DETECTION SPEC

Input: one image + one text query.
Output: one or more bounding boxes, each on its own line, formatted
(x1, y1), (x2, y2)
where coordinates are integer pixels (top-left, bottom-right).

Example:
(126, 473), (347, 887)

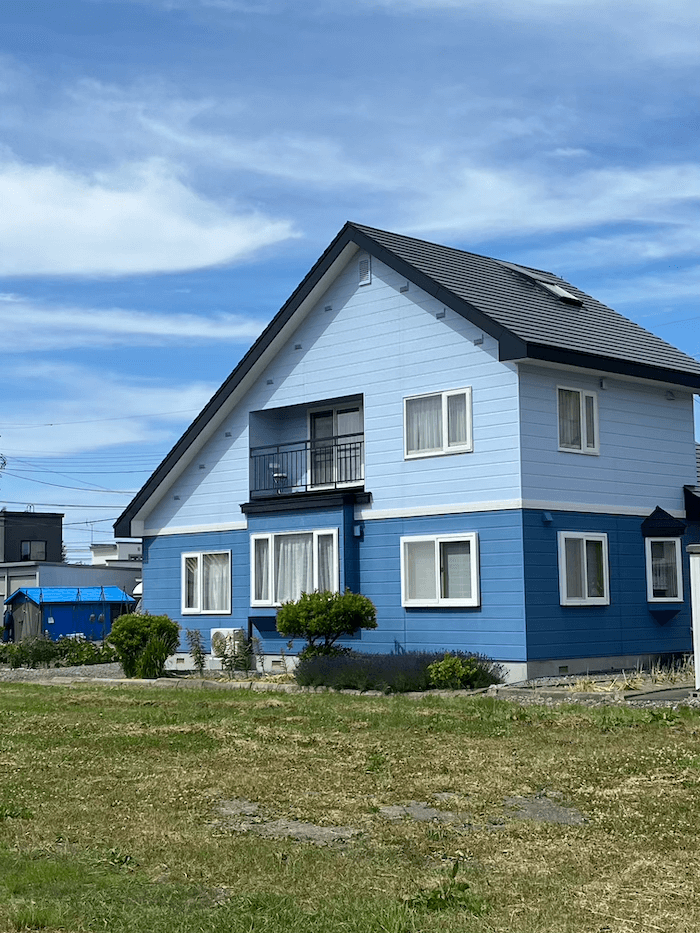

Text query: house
(114, 223), (700, 681)
(90, 540), (143, 567)
(0, 513), (142, 612)
(3, 586), (135, 642)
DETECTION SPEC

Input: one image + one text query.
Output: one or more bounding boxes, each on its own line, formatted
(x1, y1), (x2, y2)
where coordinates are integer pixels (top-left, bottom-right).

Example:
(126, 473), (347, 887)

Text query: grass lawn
(1, 683), (699, 932)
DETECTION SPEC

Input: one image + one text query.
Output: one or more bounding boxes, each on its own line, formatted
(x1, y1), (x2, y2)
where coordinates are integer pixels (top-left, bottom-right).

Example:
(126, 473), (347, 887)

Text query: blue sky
(0, 0), (698, 560)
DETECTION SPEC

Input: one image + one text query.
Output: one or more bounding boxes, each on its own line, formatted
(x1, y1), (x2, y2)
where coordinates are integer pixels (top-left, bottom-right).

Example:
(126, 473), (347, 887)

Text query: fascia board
(115, 236), (360, 537)
(510, 343), (700, 390)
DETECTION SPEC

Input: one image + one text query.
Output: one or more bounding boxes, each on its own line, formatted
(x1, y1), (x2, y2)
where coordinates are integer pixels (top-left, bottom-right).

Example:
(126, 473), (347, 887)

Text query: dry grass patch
(1, 684), (700, 931)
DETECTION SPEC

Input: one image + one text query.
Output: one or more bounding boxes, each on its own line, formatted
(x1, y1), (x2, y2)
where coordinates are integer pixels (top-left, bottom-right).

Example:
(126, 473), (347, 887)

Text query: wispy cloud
(0, 157), (297, 276)
(0, 294), (267, 350)
(0, 361), (218, 456)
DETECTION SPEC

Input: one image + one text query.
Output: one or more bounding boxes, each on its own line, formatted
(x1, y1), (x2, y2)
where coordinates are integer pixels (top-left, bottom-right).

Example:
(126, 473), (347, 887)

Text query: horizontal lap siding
(523, 509), (693, 660)
(142, 531), (249, 652)
(355, 511), (527, 662)
(519, 365), (696, 513)
(143, 256), (521, 534)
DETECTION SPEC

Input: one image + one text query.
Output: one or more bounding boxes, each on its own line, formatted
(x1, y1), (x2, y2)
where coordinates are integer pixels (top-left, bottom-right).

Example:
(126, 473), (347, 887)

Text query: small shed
(3, 586), (136, 642)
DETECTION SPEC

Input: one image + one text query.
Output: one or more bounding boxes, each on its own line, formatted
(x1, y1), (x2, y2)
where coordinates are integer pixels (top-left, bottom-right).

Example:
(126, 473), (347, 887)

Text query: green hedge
(294, 650), (503, 693)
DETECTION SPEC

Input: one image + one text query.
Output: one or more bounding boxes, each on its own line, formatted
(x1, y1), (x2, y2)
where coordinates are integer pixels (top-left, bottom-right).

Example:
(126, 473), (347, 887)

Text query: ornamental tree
(276, 589), (377, 658)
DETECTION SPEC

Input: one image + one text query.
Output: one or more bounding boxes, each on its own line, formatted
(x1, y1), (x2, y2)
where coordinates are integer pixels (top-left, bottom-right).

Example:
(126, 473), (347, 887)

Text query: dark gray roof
(115, 222), (700, 536)
(351, 224), (700, 382)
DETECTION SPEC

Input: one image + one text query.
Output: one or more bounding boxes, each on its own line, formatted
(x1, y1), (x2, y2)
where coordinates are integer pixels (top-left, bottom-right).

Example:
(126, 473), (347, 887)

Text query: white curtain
(446, 393), (467, 448)
(406, 395), (442, 454)
(405, 540), (436, 601)
(254, 538), (270, 602)
(185, 555), (199, 609)
(317, 534), (335, 591)
(275, 533), (313, 603)
(203, 553), (229, 611)
(651, 540), (678, 598)
(440, 540), (471, 599)
(558, 388), (581, 449)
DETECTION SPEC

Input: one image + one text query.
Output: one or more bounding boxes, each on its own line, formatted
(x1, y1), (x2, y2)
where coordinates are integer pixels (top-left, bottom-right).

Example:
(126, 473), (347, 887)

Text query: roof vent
(358, 255), (371, 286)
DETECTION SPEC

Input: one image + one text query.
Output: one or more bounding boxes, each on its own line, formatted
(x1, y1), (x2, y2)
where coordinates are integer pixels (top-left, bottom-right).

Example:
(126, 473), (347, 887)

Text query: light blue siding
(143, 255), (521, 535)
(519, 365), (696, 513)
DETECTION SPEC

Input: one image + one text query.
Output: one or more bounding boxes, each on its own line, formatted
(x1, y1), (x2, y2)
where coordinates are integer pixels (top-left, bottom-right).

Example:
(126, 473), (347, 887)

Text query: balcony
(250, 433), (364, 497)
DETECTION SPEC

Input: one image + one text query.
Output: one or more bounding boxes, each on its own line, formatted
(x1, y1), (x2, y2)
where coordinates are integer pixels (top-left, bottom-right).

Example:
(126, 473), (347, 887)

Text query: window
(404, 388), (472, 458)
(21, 541), (46, 561)
(645, 538), (683, 602)
(251, 529), (338, 606)
(557, 387), (598, 454)
(558, 532), (609, 606)
(401, 533), (480, 607)
(181, 551), (231, 614)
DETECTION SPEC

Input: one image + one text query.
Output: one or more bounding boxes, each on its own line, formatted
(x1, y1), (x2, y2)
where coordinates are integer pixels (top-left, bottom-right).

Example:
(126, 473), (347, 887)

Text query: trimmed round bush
(108, 614), (180, 678)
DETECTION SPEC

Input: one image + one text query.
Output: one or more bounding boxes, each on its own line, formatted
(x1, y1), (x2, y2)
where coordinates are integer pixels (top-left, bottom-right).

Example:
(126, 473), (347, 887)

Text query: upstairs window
(404, 388), (472, 458)
(645, 538), (683, 602)
(401, 533), (480, 607)
(251, 529), (338, 607)
(21, 541), (46, 561)
(558, 532), (609, 606)
(558, 387), (598, 454)
(182, 551), (231, 614)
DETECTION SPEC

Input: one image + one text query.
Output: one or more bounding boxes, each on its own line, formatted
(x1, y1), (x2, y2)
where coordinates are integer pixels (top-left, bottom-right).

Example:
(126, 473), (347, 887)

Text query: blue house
(115, 223), (700, 680)
(4, 586), (136, 642)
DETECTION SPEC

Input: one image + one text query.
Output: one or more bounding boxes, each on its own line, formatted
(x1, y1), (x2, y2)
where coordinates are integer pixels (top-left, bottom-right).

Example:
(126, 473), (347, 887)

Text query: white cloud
(0, 294), (267, 350)
(408, 163), (700, 241)
(588, 264), (700, 309)
(0, 157), (297, 276)
(0, 361), (217, 457)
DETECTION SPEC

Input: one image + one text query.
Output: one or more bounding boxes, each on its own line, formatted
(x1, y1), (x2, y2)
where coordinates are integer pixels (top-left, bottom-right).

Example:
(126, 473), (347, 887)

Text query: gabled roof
(115, 222), (700, 537)
(4, 586), (135, 606)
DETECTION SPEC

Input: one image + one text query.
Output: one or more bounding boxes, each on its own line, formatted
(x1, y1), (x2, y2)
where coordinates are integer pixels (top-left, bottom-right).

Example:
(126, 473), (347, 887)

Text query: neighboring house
(90, 541), (143, 567)
(0, 512), (141, 608)
(3, 586), (135, 642)
(114, 223), (700, 680)
(0, 510), (63, 564)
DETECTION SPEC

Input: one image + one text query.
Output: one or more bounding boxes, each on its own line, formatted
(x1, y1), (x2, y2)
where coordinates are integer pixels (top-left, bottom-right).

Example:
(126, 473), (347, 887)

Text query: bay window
(645, 537), (683, 602)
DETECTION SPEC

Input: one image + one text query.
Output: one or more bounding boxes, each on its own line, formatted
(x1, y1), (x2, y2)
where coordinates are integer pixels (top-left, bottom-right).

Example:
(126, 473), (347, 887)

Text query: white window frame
(557, 386), (599, 455)
(250, 528), (339, 607)
(557, 532), (610, 606)
(404, 387), (473, 459)
(645, 537), (683, 603)
(307, 402), (364, 490)
(181, 550), (232, 615)
(400, 532), (480, 608)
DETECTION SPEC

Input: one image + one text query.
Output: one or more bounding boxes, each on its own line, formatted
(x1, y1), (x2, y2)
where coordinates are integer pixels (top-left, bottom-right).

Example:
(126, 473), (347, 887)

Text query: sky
(0, 0), (698, 561)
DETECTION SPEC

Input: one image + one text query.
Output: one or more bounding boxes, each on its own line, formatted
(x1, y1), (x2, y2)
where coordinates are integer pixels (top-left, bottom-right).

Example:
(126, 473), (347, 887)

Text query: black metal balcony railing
(250, 434), (364, 497)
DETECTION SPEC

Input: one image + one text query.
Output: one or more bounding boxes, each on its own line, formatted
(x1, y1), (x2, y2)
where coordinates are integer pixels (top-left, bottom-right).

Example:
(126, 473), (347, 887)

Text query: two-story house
(115, 223), (700, 680)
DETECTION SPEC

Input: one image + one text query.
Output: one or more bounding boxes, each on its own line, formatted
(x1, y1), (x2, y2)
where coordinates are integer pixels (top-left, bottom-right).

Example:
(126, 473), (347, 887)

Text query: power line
(0, 408), (200, 428)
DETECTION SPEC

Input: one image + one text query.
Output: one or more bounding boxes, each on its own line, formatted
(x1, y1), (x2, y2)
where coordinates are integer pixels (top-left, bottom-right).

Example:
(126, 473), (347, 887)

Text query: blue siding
(519, 365), (696, 513)
(523, 508), (694, 661)
(354, 510), (527, 662)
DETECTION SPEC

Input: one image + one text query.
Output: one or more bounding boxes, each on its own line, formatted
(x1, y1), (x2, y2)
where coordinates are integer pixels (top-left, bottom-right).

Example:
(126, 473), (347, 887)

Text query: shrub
(186, 628), (207, 677)
(108, 614), (180, 678)
(295, 650), (503, 693)
(276, 589), (377, 659)
(427, 653), (500, 690)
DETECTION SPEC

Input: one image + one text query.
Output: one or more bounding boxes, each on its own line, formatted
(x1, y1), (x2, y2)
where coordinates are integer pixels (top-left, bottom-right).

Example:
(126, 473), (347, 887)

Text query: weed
(403, 861), (486, 914)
